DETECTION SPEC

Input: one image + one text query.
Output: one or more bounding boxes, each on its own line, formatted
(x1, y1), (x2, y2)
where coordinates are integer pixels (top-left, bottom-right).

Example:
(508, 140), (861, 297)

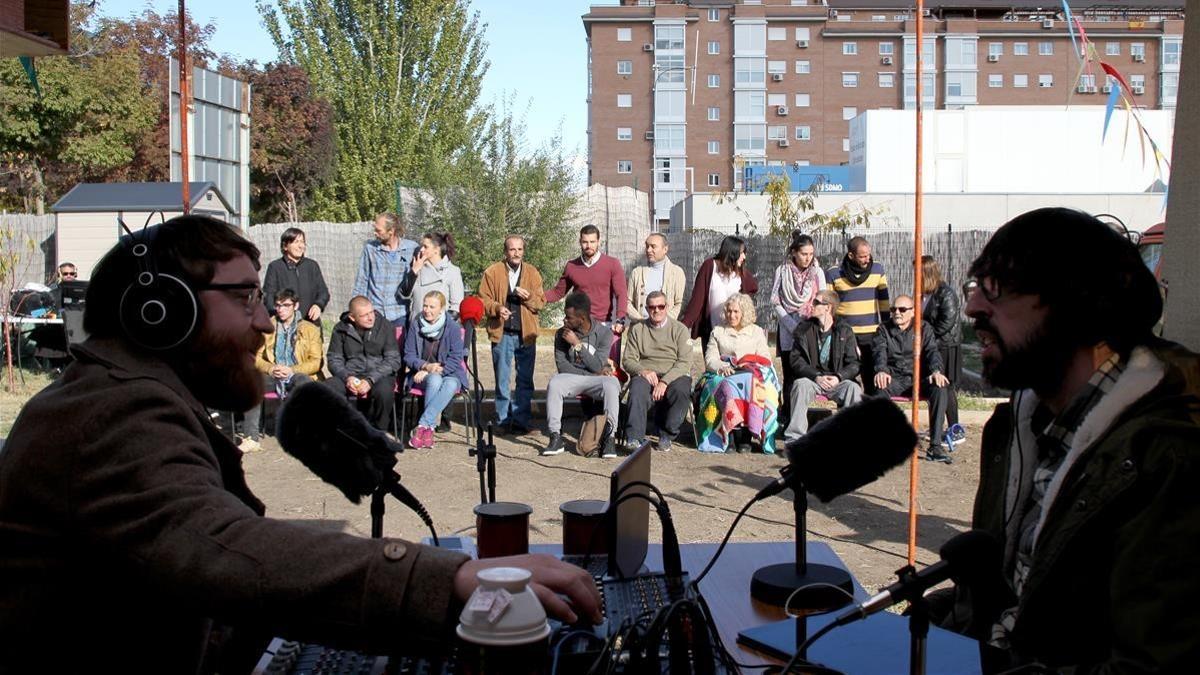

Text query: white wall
(677, 191), (1167, 235)
(853, 107), (1175, 194)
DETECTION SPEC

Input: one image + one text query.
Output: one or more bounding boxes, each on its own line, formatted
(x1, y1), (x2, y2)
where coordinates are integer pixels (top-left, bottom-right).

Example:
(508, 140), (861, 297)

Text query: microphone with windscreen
(458, 295), (485, 330)
(457, 294), (499, 504)
(751, 397), (917, 608)
(276, 382), (437, 542)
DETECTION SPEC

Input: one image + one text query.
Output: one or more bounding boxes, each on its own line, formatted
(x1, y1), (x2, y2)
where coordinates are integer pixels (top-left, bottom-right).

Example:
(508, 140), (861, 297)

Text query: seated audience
(871, 294), (951, 463)
(325, 296), (402, 433)
(543, 293), (620, 458)
(697, 293), (780, 453)
(240, 289), (324, 451)
(403, 291), (468, 449)
(783, 289), (862, 442)
(622, 291), (693, 452)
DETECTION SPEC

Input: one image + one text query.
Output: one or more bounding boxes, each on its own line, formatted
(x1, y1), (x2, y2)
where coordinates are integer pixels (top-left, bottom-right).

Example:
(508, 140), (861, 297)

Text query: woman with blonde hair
(696, 293), (781, 453)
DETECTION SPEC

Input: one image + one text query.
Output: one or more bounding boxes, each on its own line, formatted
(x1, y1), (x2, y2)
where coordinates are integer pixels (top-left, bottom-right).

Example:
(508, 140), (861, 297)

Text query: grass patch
(958, 393), (1002, 412)
(0, 370), (56, 438)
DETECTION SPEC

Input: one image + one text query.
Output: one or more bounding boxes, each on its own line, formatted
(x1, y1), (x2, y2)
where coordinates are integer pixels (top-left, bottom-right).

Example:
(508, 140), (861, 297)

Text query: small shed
(50, 181), (235, 279)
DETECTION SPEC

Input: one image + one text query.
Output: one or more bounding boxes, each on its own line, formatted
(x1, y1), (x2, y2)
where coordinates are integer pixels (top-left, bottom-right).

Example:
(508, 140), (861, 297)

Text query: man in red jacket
(545, 224), (629, 335)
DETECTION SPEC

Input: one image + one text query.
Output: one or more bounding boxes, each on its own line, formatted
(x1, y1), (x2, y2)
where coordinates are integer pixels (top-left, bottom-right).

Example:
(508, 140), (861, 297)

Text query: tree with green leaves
(759, 174), (888, 237)
(259, 0), (489, 221)
(427, 101), (577, 309)
(0, 3), (157, 213)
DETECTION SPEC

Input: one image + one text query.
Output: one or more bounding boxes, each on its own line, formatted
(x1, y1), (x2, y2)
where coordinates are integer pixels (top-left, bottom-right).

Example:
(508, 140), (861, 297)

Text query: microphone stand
(750, 478), (855, 611)
(369, 470), (439, 545)
(899, 565), (929, 675)
(463, 321), (497, 504)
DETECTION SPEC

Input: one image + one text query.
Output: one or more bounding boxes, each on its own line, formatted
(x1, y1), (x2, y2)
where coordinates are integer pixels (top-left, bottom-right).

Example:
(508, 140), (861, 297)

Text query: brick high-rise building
(582, 0), (1185, 222)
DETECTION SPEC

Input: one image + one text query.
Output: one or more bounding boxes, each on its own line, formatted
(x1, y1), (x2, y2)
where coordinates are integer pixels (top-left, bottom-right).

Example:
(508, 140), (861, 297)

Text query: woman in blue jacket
(403, 290), (468, 448)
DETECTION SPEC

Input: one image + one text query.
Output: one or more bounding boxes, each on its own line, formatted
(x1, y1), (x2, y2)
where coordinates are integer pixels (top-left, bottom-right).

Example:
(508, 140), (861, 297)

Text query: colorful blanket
(696, 358), (781, 453)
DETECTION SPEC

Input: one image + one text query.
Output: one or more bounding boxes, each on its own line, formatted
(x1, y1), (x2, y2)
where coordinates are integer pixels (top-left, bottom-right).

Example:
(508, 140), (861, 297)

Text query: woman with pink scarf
(770, 232), (826, 409)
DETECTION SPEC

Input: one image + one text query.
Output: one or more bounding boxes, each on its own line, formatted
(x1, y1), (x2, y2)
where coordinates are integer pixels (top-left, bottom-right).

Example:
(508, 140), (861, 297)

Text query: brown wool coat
(0, 337), (469, 673)
(478, 261), (546, 345)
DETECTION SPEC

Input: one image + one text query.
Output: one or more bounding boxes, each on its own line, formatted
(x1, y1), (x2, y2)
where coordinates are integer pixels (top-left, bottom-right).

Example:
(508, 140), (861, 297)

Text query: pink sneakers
(408, 425), (435, 449)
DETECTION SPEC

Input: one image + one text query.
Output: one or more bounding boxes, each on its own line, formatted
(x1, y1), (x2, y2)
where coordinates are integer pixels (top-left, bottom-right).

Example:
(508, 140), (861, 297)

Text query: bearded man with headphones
(929, 208), (1200, 673)
(0, 216), (600, 673)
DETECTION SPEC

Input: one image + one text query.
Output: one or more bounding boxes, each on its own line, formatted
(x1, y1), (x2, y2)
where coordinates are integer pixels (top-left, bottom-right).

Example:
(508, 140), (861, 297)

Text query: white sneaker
(238, 437), (262, 453)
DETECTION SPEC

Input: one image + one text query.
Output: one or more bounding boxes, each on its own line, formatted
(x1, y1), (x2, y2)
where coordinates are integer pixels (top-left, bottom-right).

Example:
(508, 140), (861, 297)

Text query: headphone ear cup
(119, 272), (200, 351)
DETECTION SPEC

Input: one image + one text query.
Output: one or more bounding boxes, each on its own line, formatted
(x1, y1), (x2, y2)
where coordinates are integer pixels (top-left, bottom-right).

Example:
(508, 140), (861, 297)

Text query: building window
(879, 42), (895, 56)
(989, 42), (1003, 58)
(655, 25), (684, 51)
(1013, 74), (1028, 88)
(617, 93), (632, 107)
(767, 125), (787, 140)
(946, 38), (977, 67)
(795, 27), (811, 41)
(1079, 73), (1097, 89)
(1130, 43), (1145, 60)
(842, 107), (857, 120)
(768, 27), (786, 41)
(843, 42), (858, 56)
(1105, 42), (1120, 56)
(617, 28), (631, 42)
(795, 60), (810, 74)
(736, 91), (766, 120)
(708, 41), (720, 55)
(1131, 74), (1146, 93)
(988, 74), (1003, 88)
(707, 106), (720, 121)
(1163, 72), (1179, 101)
(768, 60), (786, 74)
(879, 72), (895, 88)
(872, 15), (887, 22)
(708, 8), (719, 22)
(707, 74), (720, 88)
(734, 125), (765, 152)
(795, 125), (811, 140)
(795, 93), (811, 107)
(1013, 42), (1029, 56)
(617, 160), (632, 173)
(767, 93), (786, 107)
(842, 138), (851, 152)
(1164, 40), (1182, 66)
(1038, 73), (1053, 88)
(617, 60), (632, 75)
(708, 173), (721, 187)
(946, 72), (976, 97)
(735, 58), (765, 85)
(1038, 41), (1053, 56)
(842, 72), (859, 87)
(734, 23), (766, 53)
(708, 140), (720, 154)
(617, 127), (632, 141)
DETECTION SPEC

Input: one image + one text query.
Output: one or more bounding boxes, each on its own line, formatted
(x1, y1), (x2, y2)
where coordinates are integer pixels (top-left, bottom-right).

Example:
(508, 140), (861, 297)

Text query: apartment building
(582, 0), (1185, 222)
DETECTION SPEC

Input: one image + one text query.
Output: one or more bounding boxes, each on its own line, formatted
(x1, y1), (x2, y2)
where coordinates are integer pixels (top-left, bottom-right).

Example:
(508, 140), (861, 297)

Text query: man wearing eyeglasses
(57, 262), (78, 282)
(238, 288), (324, 451)
(783, 289), (862, 441)
(870, 294), (951, 463)
(928, 208), (1200, 673)
(621, 290), (694, 452)
(0, 216), (602, 673)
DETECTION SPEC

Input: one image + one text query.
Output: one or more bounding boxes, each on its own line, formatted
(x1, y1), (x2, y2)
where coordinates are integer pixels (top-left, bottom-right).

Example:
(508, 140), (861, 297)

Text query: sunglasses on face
(647, 304), (667, 311)
(891, 307), (913, 314)
(812, 299), (829, 306)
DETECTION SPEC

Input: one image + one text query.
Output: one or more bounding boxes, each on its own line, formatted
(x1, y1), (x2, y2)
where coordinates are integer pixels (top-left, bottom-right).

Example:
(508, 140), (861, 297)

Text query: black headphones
(117, 215), (201, 351)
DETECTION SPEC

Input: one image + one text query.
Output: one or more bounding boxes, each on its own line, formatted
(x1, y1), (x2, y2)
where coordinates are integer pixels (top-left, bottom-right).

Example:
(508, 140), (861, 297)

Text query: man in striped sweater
(826, 236), (891, 393)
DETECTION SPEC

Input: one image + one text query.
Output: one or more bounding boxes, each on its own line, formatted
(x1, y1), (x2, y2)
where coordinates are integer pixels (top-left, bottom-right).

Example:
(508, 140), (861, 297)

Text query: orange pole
(908, 0), (927, 566)
(178, 0), (190, 214)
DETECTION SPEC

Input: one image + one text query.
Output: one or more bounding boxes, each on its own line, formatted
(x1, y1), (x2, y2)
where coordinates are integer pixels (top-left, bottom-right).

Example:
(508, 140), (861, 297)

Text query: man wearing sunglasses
(929, 208), (1200, 673)
(870, 294), (952, 463)
(783, 289), (862, 441)
(0, 216), (602, 673)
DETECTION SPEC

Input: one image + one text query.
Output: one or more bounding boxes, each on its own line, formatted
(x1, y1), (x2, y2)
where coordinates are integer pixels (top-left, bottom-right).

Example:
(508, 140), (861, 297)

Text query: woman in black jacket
(921, 255), (964, 442)
(262, 227), (331, 325)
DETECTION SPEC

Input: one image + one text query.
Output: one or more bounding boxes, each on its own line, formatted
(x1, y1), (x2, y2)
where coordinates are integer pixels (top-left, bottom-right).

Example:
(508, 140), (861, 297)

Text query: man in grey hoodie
(544, 293), (620, 458)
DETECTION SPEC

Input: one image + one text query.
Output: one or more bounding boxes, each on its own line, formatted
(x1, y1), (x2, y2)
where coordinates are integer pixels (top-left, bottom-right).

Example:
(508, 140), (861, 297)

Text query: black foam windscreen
(275, 382), (400, 504)
(785, 397), (917, 503)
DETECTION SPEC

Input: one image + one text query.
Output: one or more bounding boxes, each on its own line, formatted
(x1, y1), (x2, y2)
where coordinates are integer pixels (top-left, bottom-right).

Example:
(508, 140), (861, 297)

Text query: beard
(178, 321), (266, 413)
(978, 312), (1080, 393)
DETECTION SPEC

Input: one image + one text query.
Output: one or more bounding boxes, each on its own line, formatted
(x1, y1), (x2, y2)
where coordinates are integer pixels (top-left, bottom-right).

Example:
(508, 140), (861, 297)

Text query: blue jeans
(418, 372), (461, 427)
(490, 332), (535, 427)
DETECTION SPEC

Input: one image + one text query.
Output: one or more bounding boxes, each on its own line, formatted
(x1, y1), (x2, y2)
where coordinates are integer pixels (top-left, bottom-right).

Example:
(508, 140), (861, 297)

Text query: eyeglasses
(61, 272), (77, 278)
(890, 306), (913, 314)
(198, 282), (264, 314)
(969, 276), (1005, 303)
(647, 304), (667, 311)
(812, 299), (829, 306)
(275, 302), (296, 309)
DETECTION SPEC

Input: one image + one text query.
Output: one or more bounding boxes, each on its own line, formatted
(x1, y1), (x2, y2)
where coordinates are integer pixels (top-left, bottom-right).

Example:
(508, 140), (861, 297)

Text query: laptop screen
(608, 440), (652, 578)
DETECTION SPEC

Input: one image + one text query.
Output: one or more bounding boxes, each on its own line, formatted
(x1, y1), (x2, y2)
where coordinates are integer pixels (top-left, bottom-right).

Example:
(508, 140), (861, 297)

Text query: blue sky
(95, 0), (595, 156)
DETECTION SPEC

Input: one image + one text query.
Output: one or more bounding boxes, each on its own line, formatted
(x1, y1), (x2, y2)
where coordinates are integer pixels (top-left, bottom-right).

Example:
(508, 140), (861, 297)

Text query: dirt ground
(244, 343), (992, 595)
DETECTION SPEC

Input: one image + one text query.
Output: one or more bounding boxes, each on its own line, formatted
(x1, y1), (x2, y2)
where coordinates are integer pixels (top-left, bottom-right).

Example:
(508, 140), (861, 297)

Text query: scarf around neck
(418, 312), (447, 338)
(841, 255), (873, 287)
(778, 261), (821, 314)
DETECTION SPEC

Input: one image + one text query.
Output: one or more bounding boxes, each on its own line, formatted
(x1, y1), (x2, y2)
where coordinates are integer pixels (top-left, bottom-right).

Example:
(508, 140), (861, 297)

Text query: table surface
(533, 540), (869, 670)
